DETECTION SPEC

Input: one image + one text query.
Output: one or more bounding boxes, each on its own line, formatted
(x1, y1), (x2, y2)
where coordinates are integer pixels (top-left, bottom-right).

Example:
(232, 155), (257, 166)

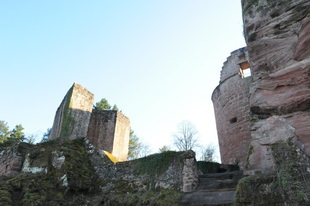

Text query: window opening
(239, 61), (251, 78)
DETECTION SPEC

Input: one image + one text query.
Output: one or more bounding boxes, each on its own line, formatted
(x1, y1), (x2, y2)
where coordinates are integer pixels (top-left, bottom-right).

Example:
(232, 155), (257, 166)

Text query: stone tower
(49, 83), (94, 140)
(49, 83), (130, 161)
(87, 110), (130, 161)
(212, 47), (252, 167)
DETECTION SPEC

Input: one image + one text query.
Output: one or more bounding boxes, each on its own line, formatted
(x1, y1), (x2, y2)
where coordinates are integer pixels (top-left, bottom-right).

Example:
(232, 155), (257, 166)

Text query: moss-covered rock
(132, 151), (181, 177)
(197, 161), (239, 174)
(0, 138), (103, 205)
(0, 189), (12, 206)
(235, 141), (310, 205)
(0, 138), (186, 205)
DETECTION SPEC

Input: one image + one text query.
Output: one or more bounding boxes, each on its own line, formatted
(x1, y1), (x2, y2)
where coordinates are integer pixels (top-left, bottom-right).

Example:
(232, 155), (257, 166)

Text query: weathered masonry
(87, 110), (130, 161)
(49, 83), (94, 140)
(212, 47), (252, 167)
(49, 83), (130, 161)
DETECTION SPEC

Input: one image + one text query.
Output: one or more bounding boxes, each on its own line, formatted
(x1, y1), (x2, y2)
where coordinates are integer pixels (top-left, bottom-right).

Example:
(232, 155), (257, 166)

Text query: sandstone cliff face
(241, 0), (310, 171)
(234, 1), (310, 204)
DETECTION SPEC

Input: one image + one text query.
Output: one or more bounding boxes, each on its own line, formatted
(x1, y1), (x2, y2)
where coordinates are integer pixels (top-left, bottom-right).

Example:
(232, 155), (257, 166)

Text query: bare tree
(139, 144), (151, 158)
(199, 144), (216, 162)
(173, 120), (199, 151)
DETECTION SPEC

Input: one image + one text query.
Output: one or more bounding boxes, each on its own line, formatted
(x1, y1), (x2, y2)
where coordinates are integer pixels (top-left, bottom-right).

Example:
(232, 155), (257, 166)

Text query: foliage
(0, 121), (26, 144)
(159, 145), (170, 153)
(112, 104), (119, 110)
(40, 128), (51, 142)
(128, 130), (142, 160)
(93, 98), (118, 111)
(173, 120), (199, 151)
(0, 121), (10, 143)
(9, 124), (25, 141)
(128, 130), (151, 160)
(24, 134), (36, 144)
(235, 142), (310, 205)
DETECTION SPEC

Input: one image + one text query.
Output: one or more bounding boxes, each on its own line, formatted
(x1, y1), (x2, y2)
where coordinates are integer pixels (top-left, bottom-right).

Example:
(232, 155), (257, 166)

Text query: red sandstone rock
(0, 144), (24, 176)
(213, 0), (310, 172)
(243, 0), (310, 172)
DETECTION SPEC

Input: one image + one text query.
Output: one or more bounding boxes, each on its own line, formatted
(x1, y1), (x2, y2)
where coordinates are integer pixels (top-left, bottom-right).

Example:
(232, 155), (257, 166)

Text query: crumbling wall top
(220, 47), (250, 83)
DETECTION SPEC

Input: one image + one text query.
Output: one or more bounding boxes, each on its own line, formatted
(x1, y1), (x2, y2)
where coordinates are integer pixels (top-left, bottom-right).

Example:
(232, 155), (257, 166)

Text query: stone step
(197, 171), (243, 190)
(197, 178), (238, 190)
(199, 171), (243, 180)
(181, 189), (236, 206)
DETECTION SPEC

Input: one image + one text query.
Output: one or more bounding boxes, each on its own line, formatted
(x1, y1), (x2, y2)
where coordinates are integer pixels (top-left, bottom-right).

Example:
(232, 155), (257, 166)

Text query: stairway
(181, 171), (243, 206)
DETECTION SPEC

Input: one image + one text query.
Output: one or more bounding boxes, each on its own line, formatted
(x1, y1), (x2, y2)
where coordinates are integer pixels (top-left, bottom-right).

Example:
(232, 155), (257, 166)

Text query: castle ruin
(212, 47), (252, 166)
(49, 83), (94, 140)
(87, 110), (130, 161)
(213, 0), (310, 173)
(49, 83), (130, 161)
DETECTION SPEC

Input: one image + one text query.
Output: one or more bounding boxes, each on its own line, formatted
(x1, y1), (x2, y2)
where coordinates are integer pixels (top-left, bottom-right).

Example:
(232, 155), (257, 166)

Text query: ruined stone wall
(87, 110), (116, 153)
(87, 141), (198, 193)
(212, 47), (252, 166)
(241, 0), (310, 173)
(113, 111), (130, 161)
(49, 83), (94, 140)
(87, 110), (130, 161)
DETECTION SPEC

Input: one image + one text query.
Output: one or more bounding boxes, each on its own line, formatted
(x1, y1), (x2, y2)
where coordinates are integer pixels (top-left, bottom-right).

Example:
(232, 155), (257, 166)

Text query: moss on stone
(241, 0), (260, 14)
(60, 87), (74, 137)
(235, 141), (310, 205)
(244, 144), (254, 169)
(99, 182), (183, 206)
(132, 151), (182, 177)
(0, 138), (103, 205)
(0, 190), (12, 206)
(270, 142), (310, 203)
(197, 161), (220, 174)
(235, 174), (282, 205)
(0, 138), (185, 205)
(197, 161), (239, 174)
(60, 138), (100, 192)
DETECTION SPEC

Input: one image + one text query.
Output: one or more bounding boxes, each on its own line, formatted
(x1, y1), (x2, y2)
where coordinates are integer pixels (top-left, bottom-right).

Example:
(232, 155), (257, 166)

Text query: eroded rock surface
(241, 0), (310, 170)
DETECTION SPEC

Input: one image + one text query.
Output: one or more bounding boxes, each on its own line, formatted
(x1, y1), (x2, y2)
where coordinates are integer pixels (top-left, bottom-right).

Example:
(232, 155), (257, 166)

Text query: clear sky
(0, 0), (245, 160)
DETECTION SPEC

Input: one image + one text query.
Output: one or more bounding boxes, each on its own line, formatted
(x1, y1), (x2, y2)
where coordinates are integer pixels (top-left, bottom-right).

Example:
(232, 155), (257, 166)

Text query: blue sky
(0, 0), (245, 160)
